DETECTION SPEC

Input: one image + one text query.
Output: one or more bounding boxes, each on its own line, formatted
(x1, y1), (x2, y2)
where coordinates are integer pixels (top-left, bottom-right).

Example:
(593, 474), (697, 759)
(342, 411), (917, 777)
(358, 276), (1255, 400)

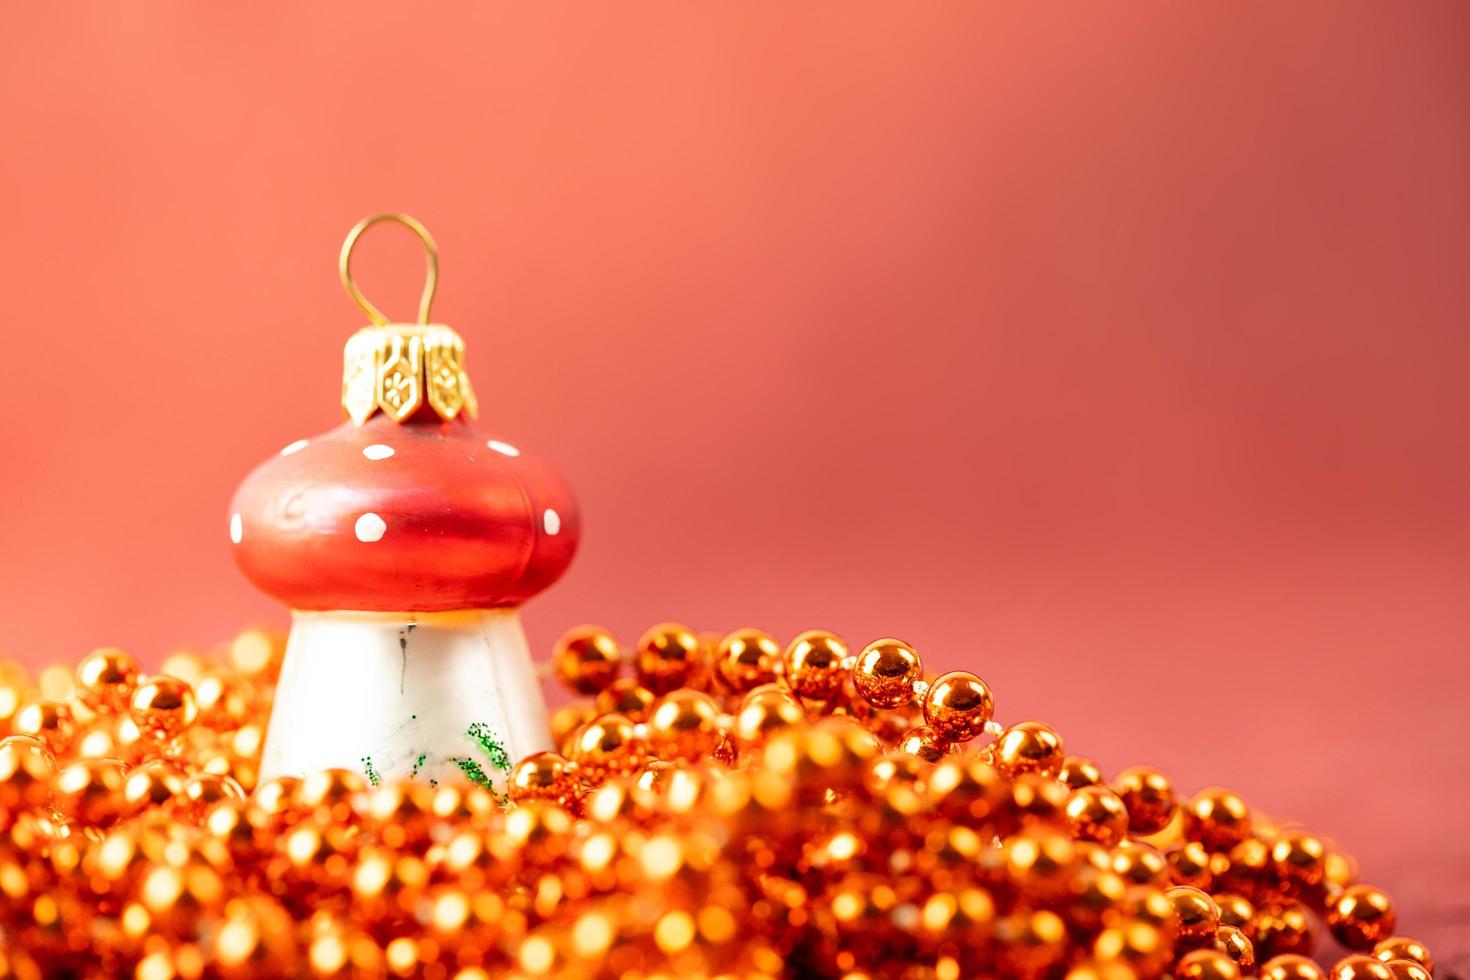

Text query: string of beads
(0, 624), (1438, 979)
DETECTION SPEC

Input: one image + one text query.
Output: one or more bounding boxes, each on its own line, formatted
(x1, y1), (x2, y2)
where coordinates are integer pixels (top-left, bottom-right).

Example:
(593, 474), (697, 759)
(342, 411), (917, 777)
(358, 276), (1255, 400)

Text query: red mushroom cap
(229, 416), (579, 612)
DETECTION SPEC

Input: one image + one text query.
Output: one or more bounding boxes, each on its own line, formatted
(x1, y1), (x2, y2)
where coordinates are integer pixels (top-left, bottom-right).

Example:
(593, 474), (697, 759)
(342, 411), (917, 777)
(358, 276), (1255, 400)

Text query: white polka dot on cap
(542, 509), (561, 535)
(355, 513), (387, 543)
(487, 440), (520, 457)
(362, 444), (395, 460)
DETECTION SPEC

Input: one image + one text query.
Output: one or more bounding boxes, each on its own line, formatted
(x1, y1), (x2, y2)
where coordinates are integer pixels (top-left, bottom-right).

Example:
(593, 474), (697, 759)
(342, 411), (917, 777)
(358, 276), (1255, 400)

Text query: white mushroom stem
(259, 609), (551, 790)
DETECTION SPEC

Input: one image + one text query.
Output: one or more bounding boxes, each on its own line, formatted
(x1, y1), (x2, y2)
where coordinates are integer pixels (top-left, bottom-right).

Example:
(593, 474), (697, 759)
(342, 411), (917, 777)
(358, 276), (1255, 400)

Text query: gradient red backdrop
(2, 2), (1467, 955)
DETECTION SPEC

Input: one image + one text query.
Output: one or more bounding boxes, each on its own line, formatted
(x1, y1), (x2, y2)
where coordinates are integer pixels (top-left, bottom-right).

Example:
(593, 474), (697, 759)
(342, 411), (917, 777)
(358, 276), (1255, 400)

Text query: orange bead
(1065, 786), (1129, 846)
(1058, 756), (1103, 789)
(781, 630), (849, 701)
(1216, 924), (1255, 970)
(992, 722), (1065, 778)
(0, 734), (56, 815)
(896, 725), (951, 763)
(1185, 788), (1252, 851)
(1111, 840), (1170, 889)
(1168, 885), (1221, 945)
(1213, 893), (1255, 930)
(568, 713), (645, 783)
(634, 623), (705, 694)
(1167, 840), (1214, 890)
(594, 677), (658, 722)
(122, 759), (187, 816)
(294, 769), (367, 824)
(646, 690), (722, 761)
(921, 670), (993, 742)
(1271, 829), (1328, 894)
(1176, 949), (1243, 980)
(1093, 919), (1170, 977)
(733, 687), (805, 743)
(54, 758), (129, 829)
(553, 626), (622, 695)
(714, 628), (780, 693)
(1260, 955), (1328, 980)
(508, 752), (581, 808)
(1112, 765), (1175, 835)
(74, 647), (141, 713)
(852, 639), (921, 709)
(1381, 961), (1431, 980)
(129, 675), (199, 743)
(1328, 885), (1397, 951)
(1330, 956), (1396, 980)
(180, 773), (245, 821)
(1371, 937), (1433, 975)
(12, 699), (74, 755)
(1254, 902), (1315, 960)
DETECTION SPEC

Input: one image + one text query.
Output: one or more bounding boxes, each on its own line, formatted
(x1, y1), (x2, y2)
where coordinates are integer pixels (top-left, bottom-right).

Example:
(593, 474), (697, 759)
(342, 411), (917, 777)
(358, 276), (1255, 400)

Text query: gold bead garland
(0, 623), (1439, 979)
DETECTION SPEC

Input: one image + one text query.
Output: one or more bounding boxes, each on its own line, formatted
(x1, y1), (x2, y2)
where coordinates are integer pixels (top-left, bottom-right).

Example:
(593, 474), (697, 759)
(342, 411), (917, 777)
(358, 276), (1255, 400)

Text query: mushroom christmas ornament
(229, 214), (578, 790)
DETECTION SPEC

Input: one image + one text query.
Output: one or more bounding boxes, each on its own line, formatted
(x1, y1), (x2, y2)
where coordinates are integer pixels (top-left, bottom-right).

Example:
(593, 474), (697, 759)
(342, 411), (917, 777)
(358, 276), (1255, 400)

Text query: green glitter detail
(361, 756), (380, 787)
(466, 723), (511, 773)
(411, 753), (427, 778)
(449, 756), (494, 789)
(429, 779), (438, 787)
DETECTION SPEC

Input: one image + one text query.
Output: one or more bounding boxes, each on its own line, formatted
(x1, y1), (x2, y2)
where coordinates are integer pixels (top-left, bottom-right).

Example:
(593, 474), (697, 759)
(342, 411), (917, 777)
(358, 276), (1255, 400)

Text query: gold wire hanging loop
(338, 213), (439, 326)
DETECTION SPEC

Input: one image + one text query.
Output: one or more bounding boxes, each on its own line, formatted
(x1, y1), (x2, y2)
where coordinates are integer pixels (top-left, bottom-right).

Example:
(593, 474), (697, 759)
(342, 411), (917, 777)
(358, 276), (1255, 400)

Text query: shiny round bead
(1185, 788), (1252, 850)
(1112, 765), (1175, 835)
(1330, 956), (1396, 980)
(1176, 949), (1243, 980)
(1168, 840), (1214, 889)
(1260, 955), (1328, 980)
(733, 687), (805, 743)
(552, 626), (621, 694)
(122, 759), (187, 815)
(851, 638), (922, 709)
(508, 752), (580, 807)
(1381, 961), (1431, 980)
(594, 677), (658, 722)
(180, 773), (245, 821)
(994, 908), (1067, 979)
(781, 630), (849, 701)
(1328, 885), (1397, 950)
(646, 690), (721, 761)
(1271, 829), (1328, 894)
(634, 622), (704, 694)
(1065, 786), (1129, 846)
(129, 675), (199, 742)
(74, 647), (141, 713)
(0, 734), (56, 814)
(992, 722), (1065, 778)
(1058, 756), (1103, 789)
(1168, 885), (1221, 945)
(1093, 919), (1169, 977)
(294, 769), (366, 823)
(920, 670), (993, 741)
(1111, 840), (1169, 888)
(54, 758), (129, 829)
(568, 713), (645, 782)
(1371, 937), (1433, 974)
(12, 700), (74, 754)
(1216, 924), (1255, 970)
(1254, 902), (1315, 959)
(896, 725), (950, 762)
(1214, 893), (1255, 930)
(714, 628), (780, 693)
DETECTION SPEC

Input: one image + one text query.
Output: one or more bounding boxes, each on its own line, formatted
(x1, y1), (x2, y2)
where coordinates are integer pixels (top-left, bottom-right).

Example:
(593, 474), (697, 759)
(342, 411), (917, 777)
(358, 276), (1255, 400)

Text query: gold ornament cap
(337, 213), (479, 424)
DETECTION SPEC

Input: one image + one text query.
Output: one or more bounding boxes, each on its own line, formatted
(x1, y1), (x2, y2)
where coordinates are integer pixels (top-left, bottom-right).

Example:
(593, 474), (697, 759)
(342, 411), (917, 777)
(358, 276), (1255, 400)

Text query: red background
(1, 3), (1467, 955)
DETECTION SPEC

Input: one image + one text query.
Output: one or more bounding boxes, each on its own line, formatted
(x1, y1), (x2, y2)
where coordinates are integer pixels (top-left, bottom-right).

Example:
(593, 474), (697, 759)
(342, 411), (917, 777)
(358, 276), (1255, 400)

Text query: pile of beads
(0, 624), (1437, 979)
